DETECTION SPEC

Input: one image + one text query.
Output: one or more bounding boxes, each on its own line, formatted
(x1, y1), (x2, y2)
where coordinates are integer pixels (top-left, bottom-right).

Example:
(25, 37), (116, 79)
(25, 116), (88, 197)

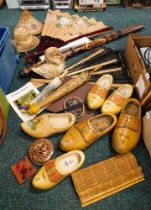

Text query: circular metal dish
(28, 138), (54, 165)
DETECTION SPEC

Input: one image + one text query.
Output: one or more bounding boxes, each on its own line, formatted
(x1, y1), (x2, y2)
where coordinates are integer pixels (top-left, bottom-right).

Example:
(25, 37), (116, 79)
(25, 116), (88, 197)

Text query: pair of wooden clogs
(87, 74), (133, 115)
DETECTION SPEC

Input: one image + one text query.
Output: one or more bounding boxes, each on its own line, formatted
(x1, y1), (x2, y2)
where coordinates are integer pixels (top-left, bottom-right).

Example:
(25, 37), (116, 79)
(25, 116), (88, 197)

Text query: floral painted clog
(21, 112), (76, 138)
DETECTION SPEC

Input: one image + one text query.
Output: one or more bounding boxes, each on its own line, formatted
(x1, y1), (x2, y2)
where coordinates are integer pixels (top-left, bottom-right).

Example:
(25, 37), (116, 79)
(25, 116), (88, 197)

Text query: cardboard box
(125, 35), (151, 109)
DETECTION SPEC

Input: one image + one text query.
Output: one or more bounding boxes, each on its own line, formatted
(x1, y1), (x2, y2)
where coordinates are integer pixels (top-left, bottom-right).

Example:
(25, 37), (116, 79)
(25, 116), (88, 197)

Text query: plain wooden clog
(21, 112), (76, 138)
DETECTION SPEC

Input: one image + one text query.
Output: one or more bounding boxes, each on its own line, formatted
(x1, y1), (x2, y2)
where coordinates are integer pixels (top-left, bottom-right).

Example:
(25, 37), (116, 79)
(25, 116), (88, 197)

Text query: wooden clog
(32, 150), (85, 190)
(112, 98), (141, 154)
(59, 113), (117, 151)
(21, 113), (76, 138)
(101, 84), (133, 115)
(87, 74), (113, 110)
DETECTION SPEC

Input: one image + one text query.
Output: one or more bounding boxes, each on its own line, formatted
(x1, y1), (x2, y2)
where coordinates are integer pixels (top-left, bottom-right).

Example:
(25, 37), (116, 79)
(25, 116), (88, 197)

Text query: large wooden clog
(32, 150), (85, 190)
(112, 98), (141, 154)
(59, 113), (117, 151)
(21, 112), (76, 138)
(101, 84), (133, 115)
(87, 74), (113, 110)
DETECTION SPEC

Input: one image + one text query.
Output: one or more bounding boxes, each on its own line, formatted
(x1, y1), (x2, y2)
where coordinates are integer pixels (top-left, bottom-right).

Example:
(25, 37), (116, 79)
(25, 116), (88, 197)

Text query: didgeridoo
(64, 24), (144, 57)
(28, 72), (92, 115)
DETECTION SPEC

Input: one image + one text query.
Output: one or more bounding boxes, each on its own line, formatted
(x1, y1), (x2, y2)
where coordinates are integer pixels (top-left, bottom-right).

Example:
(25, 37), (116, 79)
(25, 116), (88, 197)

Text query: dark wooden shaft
(64, 24), (144, 58)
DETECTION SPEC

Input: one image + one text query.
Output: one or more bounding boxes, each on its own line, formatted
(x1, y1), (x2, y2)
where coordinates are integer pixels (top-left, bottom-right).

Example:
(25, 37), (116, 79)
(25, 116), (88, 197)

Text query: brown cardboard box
(125, 35), (151, 109)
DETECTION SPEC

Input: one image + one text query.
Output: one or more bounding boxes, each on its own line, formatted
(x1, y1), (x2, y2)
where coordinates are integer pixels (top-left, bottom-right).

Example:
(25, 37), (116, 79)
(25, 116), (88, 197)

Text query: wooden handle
(66, 48), (105, 71)
(38, 72), (91, 109)
(119, 24), (144, 37)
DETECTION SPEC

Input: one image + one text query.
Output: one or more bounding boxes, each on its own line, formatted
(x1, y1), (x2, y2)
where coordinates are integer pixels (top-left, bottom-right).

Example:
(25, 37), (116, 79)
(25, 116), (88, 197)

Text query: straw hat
(14, 27), (40, 52)
(15, 10), (43, 36)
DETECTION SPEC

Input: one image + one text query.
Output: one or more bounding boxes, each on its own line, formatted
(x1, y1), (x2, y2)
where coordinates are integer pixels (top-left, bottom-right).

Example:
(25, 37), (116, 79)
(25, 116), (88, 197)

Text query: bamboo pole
(67, 59), (118, 76)
(65, 48), (105, 71)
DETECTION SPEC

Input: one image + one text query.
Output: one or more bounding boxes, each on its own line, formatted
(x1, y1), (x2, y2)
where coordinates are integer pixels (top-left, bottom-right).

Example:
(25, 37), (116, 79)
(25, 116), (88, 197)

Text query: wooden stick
(31, 70), (68, 88)
(31, 78), (51, 84)
(64, 24), (144, 58)
(67, 59), (118, 76)
(92, 67), (122, 75)
(65, 48), (105, 71)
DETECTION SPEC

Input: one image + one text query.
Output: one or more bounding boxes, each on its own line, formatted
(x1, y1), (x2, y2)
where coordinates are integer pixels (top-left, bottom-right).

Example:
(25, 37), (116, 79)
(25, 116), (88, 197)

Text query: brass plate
(28, 138), (54, 165)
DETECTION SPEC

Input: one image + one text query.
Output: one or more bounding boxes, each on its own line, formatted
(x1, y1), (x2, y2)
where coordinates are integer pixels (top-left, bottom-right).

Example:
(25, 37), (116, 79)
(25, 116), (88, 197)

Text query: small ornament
(11, 156), (37, 184)
(28, 138), (54, 165)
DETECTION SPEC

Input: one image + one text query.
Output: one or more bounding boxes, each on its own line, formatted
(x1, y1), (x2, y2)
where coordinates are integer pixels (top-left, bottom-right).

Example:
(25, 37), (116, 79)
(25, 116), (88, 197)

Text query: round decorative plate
(28, 138), (54, 165)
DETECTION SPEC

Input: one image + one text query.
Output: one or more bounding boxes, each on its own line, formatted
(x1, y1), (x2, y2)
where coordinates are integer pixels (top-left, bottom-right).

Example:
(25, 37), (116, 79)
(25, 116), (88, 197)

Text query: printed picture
(14, 90), (37, 115)
(6, 82), (40, 122)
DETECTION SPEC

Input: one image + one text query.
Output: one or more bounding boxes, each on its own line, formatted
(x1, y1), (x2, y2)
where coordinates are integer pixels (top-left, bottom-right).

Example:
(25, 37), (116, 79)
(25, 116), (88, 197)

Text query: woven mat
(71, 153), (144, 207)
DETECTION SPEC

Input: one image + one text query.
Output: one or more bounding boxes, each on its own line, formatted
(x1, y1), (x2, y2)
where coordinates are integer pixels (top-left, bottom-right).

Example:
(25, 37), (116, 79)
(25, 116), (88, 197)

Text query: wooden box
(123, 0), (151, 8)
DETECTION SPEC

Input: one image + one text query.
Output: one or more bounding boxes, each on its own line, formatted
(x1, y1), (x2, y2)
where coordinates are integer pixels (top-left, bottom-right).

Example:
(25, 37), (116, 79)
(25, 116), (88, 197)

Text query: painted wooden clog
(32, 150), (85, 190)
(112, 98), (141, 154)
(87, 74), (113, 110)
(21, 112), (76, 138)
(59, 113), (117, 151)
(101, 84), (133, 115)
